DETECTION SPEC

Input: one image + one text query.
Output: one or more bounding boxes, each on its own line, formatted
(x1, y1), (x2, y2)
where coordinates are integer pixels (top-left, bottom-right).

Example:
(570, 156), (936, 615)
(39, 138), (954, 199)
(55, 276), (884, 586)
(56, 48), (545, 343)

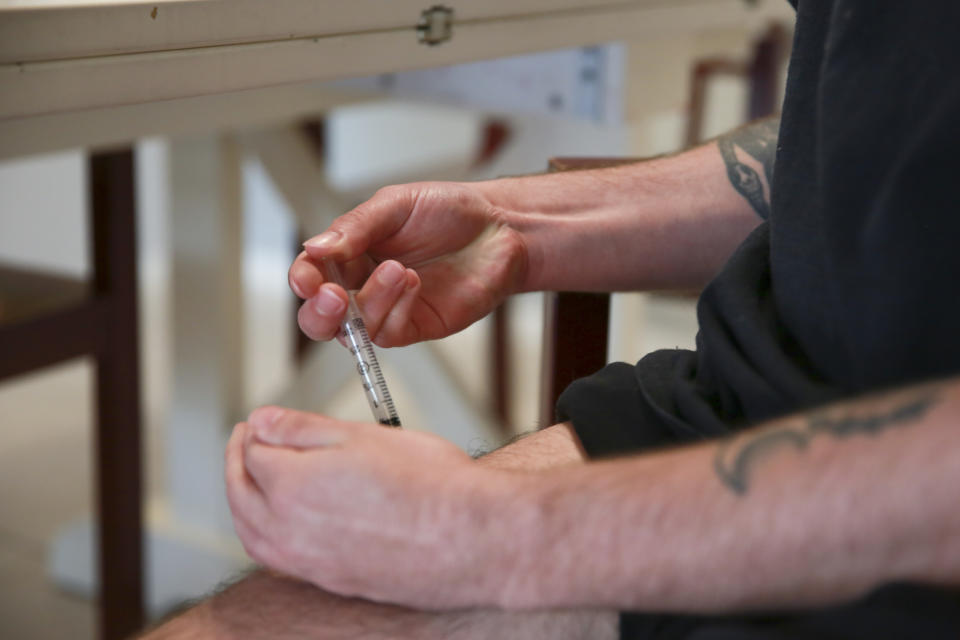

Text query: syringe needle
(321, 259), (402, 428)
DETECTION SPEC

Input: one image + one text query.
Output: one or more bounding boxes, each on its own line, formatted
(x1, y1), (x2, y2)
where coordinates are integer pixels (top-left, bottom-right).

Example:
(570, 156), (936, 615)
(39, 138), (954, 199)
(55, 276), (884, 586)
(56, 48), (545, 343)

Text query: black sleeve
(556, 350), (715, 458)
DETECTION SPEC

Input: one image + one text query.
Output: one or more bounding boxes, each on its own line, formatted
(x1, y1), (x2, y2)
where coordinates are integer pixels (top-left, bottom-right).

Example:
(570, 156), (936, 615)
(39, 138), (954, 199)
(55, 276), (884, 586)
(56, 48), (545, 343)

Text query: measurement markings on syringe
(348, 318), (388, 408)
(322, 258), (403, 427)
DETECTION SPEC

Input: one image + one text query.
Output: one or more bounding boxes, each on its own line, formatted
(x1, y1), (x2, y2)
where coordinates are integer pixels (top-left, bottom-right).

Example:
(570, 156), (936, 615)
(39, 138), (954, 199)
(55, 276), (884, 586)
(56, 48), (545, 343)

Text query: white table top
(0, 0), (792, 158)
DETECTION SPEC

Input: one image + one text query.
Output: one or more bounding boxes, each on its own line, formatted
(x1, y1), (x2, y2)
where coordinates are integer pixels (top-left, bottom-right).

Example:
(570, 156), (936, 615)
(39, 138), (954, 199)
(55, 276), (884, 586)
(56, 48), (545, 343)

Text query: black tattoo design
(717, 118), (779, 219)
(713, 391), (940, 495)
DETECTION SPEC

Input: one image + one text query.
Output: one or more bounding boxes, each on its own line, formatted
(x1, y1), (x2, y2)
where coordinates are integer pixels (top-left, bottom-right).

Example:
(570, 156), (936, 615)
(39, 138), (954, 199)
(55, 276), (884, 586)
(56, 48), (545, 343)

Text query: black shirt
(560, 0), (960, 459)
(557, 1), (960, 636)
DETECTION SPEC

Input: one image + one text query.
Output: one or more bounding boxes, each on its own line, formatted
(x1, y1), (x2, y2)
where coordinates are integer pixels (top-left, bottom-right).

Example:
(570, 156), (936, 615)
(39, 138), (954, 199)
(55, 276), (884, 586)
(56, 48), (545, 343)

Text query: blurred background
(0, 2), (792, 637)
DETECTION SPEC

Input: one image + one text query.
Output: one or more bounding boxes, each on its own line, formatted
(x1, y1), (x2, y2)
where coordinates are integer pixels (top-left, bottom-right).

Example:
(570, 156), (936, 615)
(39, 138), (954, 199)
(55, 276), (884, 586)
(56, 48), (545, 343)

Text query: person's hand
(225, 406), (520, 609)
(289, 182), (528, 347)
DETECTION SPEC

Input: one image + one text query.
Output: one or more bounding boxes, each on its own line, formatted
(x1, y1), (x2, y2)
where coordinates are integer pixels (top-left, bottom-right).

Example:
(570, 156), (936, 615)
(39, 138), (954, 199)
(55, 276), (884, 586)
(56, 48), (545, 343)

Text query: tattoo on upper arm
(713, 390), (941, 496)
(717, 118), (779, 219)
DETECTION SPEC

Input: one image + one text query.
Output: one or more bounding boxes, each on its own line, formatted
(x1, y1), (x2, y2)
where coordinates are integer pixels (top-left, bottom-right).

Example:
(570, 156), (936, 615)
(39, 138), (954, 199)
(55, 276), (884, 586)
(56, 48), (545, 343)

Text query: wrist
(479, 173), (611, 292)
(472, 174), (607, 292)
(454, 425), (588, 608)
(439, 464), (540, 608)
(474, 170), (666, 293)
(476, 144), (763, 292)
(475, 467), (566, 610)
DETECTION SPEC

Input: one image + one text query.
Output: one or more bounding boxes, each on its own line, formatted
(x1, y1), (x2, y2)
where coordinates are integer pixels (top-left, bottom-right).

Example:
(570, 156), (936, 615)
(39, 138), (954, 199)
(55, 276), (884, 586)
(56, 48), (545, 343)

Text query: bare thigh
(140, 570), (618, 640)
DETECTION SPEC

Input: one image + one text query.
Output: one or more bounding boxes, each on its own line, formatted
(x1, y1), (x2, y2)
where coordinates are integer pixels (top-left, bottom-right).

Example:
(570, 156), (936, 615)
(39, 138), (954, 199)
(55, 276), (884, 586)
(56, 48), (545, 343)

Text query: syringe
(322, 259), (402, 427)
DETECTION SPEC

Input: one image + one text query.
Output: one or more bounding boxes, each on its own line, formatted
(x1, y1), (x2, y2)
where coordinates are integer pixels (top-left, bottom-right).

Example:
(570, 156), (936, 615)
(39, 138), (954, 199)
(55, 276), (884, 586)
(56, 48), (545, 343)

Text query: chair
(0, 150), (144, 640)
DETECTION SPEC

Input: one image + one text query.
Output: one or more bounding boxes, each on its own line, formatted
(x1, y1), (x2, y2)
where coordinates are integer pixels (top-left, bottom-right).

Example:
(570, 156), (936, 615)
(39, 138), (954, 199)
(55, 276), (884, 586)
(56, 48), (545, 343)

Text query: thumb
(303, 186), (414, 262)
(247, 406), (354, 449)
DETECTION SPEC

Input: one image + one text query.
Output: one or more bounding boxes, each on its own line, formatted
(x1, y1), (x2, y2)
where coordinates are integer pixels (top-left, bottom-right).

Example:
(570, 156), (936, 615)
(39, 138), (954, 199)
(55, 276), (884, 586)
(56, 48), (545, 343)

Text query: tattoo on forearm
(713, 390), (941, 495)
(717, 118), (779, 219)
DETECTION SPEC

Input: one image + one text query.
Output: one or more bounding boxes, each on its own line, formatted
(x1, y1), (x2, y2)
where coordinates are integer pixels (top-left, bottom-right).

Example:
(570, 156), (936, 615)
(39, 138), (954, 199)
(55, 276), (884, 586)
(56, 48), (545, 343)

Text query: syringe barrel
(321, 258), (402, 427)
(341, 314), (401, 427)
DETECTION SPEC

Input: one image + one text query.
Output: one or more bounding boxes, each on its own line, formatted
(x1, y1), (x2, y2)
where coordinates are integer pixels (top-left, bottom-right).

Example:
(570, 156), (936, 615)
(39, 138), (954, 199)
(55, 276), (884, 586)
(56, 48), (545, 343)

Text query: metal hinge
(417, 5), (454, 46)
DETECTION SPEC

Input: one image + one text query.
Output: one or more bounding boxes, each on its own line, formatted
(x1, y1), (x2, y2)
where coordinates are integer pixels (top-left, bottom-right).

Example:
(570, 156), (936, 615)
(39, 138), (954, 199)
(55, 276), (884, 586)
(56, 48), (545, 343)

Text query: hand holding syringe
(295, 182), (527, 424)
(321, 259), (402, 427)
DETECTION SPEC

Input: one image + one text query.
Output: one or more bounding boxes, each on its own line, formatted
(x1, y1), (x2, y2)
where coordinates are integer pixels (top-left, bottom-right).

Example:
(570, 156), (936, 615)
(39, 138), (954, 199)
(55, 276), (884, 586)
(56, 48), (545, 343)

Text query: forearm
(477, 423), (587, 471)
(500, 377), (960, 612)
(475, 117), (778, 292)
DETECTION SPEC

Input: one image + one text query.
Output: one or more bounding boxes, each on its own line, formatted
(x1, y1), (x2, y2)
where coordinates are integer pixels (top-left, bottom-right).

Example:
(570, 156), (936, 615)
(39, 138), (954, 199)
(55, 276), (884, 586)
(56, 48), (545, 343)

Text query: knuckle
(342, 201), (375, 226)
(247, 405), (278, 427)
(373, 184), (402, 200)
(451, 185), (472, 207)
(269, 415), (293, 441)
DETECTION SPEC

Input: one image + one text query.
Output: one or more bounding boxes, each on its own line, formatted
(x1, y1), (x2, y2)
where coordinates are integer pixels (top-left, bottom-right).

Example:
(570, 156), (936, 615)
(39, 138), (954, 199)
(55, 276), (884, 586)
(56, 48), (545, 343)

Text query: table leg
(167, 134), (243, 533)
(90, 148), (145, 639)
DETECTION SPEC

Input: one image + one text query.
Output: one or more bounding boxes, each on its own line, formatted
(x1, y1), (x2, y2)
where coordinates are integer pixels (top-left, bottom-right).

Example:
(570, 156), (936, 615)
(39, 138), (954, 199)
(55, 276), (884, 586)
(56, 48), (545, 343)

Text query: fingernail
(404, 269), (419, 291)
(314, 287), (345, 317)
(289, 276), (306, 299)
(304, 231), (341, 252)
(249, 406), (283, 430)
(376, 261), (405, 287)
